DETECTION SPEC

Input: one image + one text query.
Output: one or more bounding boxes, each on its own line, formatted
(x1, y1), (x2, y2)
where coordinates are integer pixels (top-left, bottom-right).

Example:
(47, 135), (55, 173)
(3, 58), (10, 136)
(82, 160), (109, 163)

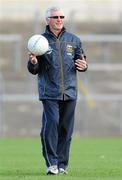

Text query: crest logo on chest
(66, 44), (73, 56)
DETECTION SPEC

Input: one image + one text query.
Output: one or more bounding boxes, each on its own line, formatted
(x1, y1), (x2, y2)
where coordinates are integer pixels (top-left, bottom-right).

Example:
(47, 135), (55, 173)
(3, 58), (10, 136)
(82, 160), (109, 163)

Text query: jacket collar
(45, 25), (66, 38)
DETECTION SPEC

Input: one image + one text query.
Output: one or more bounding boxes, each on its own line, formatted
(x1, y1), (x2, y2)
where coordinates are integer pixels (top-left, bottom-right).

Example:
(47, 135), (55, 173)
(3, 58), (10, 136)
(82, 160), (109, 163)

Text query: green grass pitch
(0, 138), (122, 180)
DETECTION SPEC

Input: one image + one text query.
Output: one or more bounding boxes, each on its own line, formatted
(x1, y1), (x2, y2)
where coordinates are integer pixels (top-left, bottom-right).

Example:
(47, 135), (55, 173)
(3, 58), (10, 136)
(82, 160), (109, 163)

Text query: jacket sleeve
(27, 60), (39, 75)
(74, 39), (88, 72)
(27, 54), (47, 75)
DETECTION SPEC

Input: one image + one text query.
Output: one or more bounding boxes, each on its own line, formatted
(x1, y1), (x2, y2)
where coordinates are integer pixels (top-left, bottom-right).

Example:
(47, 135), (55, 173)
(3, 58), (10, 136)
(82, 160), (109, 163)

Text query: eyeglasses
(48, 16), (65, 19)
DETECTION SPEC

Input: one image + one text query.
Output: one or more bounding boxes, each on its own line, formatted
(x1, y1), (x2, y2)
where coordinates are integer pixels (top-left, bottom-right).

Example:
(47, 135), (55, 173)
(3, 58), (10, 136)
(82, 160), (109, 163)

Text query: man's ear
(46, 18), (49, 25)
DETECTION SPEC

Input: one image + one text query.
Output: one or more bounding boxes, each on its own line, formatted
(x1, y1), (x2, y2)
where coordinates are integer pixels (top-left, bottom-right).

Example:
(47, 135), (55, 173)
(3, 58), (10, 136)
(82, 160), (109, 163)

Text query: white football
(27, 34), (49, 56)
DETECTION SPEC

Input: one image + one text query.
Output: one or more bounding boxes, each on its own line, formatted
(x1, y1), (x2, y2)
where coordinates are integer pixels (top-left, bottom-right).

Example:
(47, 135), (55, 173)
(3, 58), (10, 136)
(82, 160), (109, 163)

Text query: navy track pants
(40, 99), (76, 169)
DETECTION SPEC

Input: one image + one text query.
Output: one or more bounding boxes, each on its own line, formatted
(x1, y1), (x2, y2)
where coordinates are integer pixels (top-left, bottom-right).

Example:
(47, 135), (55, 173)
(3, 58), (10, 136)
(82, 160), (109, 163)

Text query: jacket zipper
(56, 38), (65, 99)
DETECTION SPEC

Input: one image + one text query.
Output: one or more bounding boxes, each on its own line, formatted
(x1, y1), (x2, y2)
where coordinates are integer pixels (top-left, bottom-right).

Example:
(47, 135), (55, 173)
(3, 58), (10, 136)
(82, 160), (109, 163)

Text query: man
(27, 6), (88, 175)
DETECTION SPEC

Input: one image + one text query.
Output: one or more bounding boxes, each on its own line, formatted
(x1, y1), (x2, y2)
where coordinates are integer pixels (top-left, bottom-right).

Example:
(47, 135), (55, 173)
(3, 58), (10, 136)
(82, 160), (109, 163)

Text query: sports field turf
(0, 138), (122, 180)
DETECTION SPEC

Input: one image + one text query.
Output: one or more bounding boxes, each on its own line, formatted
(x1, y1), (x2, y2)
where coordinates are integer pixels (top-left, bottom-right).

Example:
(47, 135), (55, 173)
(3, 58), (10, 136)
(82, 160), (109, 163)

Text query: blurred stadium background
(0, 0), (122, 137)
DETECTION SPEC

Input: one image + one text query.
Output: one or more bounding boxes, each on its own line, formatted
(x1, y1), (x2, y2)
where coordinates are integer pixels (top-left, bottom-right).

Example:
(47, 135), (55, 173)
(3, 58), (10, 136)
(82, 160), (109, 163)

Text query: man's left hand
(75, 59), (87, 71)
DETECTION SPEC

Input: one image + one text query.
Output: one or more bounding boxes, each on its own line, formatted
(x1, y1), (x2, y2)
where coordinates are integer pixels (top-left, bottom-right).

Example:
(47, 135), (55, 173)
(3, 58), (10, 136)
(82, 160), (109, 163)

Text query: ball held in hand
(27, 34), (49, 56)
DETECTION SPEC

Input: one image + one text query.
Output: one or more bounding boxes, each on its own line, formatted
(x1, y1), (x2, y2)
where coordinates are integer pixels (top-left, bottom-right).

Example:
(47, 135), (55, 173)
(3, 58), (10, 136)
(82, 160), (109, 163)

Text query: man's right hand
(28, 52), (38, 64)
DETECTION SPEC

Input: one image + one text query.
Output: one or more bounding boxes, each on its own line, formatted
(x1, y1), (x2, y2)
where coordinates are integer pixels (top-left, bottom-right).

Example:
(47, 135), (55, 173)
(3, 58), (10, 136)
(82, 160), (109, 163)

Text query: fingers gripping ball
(27, 34), (49, 56)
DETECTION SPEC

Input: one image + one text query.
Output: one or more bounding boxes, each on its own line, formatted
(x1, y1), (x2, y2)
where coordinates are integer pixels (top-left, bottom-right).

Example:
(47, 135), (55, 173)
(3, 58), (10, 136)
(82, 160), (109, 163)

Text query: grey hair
(45, 6), (64, 19)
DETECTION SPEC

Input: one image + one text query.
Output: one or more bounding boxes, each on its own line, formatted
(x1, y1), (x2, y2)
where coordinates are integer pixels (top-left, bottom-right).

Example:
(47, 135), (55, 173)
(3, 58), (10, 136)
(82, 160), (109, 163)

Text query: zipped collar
(45, 25), (66, 38)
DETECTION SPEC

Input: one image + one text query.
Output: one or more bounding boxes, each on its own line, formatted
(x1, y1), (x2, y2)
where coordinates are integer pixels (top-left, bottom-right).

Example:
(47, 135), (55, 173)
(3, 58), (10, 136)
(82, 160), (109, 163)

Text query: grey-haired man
(27, 6), (88, 175)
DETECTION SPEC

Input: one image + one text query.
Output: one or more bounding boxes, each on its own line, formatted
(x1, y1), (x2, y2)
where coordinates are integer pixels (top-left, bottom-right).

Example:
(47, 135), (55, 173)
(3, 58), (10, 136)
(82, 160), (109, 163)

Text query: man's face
(47, 10), (65, 31)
